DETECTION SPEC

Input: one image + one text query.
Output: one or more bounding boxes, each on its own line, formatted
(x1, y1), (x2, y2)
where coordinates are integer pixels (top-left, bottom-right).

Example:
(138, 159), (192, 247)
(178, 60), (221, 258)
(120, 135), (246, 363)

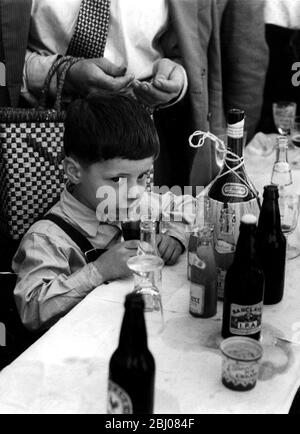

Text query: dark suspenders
(44, 214), (107, 263)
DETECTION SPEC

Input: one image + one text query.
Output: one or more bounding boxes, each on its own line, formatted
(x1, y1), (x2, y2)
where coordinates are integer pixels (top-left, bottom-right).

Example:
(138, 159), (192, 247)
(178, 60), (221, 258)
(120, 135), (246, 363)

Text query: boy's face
(74, 157), (154, 220)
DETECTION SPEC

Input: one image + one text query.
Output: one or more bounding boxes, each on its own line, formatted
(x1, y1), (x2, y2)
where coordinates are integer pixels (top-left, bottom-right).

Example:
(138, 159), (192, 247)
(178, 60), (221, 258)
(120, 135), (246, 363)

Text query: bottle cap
(227, 109), (245, 125)
(241, 214), (257, 225)
(276, 136), (289, 148)
(198, 225), (214, 239)
(263, 185), (279, 199)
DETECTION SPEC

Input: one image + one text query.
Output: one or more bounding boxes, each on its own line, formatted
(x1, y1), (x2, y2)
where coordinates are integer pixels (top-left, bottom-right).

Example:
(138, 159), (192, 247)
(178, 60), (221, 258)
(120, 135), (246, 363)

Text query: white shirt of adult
(22, 0), (187, 103)
(264, 0), (300, 29)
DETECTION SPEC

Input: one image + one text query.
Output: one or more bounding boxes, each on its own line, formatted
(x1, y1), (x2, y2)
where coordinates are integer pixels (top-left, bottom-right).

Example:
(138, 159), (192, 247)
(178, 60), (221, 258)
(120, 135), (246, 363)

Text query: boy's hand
(132, 58), (185, 108)
(63, 58), (135, 96)
(156, 234), (183, 266)
(94, 241), (139, 283)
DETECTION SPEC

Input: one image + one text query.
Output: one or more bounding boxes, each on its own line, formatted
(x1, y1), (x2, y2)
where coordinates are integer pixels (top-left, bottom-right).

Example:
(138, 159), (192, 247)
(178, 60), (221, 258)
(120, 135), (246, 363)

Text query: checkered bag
(0, 57), (81, 240)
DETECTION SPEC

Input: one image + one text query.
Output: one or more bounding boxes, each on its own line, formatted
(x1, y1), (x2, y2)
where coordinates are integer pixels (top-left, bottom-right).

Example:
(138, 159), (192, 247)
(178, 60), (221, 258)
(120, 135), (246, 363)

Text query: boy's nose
(127, 184), (142, 200)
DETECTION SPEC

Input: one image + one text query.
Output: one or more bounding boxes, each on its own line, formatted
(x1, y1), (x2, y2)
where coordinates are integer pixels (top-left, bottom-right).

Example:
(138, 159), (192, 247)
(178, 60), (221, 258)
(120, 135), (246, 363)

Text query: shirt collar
(60, 187), (100, 238)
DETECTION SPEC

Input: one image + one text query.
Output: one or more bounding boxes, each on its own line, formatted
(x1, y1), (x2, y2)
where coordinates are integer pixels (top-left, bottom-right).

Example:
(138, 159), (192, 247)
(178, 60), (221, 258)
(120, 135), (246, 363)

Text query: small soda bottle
(189, 226), (217, 318)
(271, 136), (293, 188)
(187, 196), (210, 280)
(214, 207), (236, 300)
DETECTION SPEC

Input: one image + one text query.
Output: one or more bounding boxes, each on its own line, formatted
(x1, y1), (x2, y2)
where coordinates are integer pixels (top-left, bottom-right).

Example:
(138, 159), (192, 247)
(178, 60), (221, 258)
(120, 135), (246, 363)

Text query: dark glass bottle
(256, 185), (287, 305)
(208, 109), (260, 206)
(107, 293), (155, 414)
(222, 214), (265, 340)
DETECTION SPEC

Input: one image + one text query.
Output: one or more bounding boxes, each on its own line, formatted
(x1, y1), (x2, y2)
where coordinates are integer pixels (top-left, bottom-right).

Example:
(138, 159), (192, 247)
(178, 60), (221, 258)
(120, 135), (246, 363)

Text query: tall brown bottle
(222, 214), (265, 340)
(256, 185), (286, 305)
(107, 293), (155, 414)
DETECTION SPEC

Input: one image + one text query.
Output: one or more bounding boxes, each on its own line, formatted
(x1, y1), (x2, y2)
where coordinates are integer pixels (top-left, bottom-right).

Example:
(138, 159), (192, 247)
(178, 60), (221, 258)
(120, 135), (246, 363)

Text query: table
(0, 134), (299, 414)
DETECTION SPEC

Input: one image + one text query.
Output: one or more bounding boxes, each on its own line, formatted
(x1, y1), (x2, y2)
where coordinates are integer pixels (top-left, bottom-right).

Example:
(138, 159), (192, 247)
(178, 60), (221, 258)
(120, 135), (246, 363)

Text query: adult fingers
(153, 58), (176, 81)
(153, 66), (183, 94)
(93, 57), (127, 77)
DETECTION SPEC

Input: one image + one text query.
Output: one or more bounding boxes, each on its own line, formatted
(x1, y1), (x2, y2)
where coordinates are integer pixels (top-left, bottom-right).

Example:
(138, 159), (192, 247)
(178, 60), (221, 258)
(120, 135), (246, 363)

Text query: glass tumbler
(127, 255), (165, 336)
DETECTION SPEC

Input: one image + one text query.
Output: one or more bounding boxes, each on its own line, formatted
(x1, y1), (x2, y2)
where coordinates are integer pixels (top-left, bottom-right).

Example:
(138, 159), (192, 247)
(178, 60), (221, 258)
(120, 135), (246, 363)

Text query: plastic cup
(220, 337), (263, 391)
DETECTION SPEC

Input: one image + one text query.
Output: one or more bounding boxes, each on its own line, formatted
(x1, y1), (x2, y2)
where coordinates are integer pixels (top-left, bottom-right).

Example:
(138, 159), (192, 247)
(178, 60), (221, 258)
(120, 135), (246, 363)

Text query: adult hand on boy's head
(63, 58), (135, 96)
(94, 240), (139, 283)
(156, 234), (184, 266)
(132, 58), (185, 108)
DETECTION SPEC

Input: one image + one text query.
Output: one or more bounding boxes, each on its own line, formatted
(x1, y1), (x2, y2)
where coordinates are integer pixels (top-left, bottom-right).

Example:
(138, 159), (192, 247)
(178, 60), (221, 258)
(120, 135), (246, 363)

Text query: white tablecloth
(0, 134), (299, 414)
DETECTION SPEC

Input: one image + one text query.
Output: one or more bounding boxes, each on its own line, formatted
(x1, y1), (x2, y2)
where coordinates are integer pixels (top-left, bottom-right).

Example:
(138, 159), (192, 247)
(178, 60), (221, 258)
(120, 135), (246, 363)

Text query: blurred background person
(258, 0), (300, 133)
(0, 0), (31, 107)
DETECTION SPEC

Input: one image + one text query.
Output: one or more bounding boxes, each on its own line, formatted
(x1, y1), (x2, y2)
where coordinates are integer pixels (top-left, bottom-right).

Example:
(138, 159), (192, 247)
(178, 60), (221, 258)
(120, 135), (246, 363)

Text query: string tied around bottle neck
(189, 130), (252, 189)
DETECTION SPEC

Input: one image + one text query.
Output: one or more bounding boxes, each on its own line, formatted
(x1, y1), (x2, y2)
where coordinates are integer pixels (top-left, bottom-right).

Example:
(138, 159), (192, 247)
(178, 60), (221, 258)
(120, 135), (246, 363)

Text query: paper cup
(220, 337), (263, 391)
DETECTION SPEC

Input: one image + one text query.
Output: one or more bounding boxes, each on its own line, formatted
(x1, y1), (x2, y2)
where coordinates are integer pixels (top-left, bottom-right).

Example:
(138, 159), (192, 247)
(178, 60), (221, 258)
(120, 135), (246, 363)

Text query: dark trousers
(153, 95), (196, 191)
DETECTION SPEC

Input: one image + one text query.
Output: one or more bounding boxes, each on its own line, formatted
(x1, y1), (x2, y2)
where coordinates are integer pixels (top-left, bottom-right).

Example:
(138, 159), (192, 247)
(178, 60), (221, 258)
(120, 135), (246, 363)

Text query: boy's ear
(63, 157), (83, 184)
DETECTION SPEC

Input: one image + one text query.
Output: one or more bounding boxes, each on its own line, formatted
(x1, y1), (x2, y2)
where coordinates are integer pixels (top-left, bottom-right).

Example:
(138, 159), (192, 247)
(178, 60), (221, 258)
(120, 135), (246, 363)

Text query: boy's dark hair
(64, 91), (160, 165)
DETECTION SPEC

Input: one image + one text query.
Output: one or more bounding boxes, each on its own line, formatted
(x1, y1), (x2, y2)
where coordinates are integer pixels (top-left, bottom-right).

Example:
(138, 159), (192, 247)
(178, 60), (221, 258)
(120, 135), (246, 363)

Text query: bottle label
(187, 251), (197, 280)
(190, 283), (205, 315)
(222, 183), (248, 199)
(215, 240), (235, 254)
(107, 380), (133, 414)
(227, 120), (244, 138)
(229, 303), (263, 336)
(216, 268), (226, 299)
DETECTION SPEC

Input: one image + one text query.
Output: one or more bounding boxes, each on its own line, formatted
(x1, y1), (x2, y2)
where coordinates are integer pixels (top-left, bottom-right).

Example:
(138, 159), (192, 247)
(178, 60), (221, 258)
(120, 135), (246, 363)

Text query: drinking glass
(279, 192), (300, 260)
(290, 116), (300, 169)
(272, 102), (297, 136)
(127, 255), (165, 335)
(121, 220), (141, 240)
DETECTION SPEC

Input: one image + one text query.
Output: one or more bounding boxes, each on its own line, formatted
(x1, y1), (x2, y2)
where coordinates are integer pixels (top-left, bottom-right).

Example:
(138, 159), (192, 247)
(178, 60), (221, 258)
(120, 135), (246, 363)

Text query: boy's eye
(110, 177), (122, 183)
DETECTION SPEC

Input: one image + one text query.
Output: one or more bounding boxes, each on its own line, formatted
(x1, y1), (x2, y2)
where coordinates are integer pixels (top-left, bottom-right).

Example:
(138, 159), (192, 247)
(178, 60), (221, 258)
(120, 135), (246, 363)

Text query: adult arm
(22, 50), (135, 104)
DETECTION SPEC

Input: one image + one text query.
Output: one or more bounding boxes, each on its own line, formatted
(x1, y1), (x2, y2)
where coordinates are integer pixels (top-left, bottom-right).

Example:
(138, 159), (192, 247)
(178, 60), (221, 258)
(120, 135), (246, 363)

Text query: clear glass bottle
(271, 136), (293, 188)
(138, 217), (159, 256)
(214, 207), (236, 300)
(189, 226), (217, 318)
(187, 196), (210, 281)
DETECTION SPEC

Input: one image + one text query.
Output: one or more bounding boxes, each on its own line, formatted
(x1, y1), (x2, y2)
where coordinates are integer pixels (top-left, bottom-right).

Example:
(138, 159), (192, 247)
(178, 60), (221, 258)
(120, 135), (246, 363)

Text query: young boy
(12, 92), (195, 331)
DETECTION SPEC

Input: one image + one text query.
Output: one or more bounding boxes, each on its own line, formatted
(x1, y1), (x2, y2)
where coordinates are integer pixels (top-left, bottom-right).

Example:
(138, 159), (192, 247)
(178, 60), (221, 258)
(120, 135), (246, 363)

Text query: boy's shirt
(12, 186), (195, 331)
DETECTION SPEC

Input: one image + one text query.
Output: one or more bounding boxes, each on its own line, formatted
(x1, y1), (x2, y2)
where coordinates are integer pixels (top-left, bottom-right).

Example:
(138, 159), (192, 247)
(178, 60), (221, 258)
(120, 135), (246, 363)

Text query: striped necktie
(67, 0), (111, 58)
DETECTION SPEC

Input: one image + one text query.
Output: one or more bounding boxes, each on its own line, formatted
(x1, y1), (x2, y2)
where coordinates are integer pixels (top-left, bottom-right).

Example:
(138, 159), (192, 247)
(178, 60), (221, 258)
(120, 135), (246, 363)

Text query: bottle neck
(234, 224), (257, 265)
(276, 146), (288, 163)
(226, 116), (245, 164)
(118, 306), (148, 354)
(258, 197), (282, 233)
(140, 221), (158, 255)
